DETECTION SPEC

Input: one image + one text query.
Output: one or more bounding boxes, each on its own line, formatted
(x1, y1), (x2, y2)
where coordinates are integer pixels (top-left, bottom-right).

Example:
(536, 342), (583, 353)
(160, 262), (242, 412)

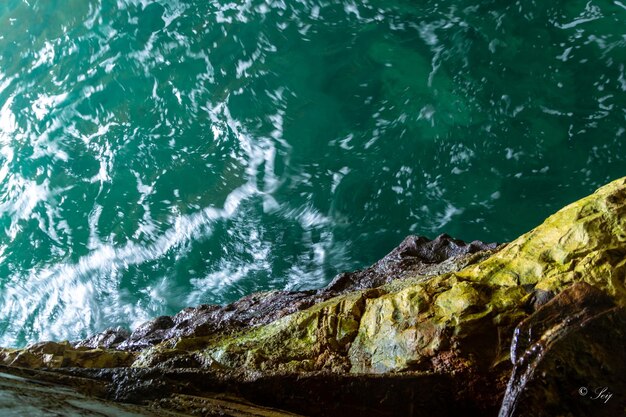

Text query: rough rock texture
(0, 341), (135, 369)
(0, 370), (168, 417)
(74, 234), (497, 351)
(2, 177), (626, 416)
(499, 282), (626, 417)
(324, 234), (499, 292)
(0, 366), (305, 417)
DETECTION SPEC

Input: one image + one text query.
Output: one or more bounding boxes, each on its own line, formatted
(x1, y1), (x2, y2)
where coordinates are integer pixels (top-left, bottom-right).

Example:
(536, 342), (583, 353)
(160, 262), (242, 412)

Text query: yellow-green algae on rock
(185, 177), (626, 375)
(2, 178), (626, 375)
(1, 177), (625, 417)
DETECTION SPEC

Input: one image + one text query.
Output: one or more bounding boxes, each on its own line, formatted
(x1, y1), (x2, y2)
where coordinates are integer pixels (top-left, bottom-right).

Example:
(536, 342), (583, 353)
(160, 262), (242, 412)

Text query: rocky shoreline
(2, 178), (626, 416)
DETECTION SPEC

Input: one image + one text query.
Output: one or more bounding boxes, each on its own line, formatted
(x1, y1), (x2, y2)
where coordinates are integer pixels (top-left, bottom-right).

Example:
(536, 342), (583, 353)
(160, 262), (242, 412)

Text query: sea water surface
(0, 0), (624, 347)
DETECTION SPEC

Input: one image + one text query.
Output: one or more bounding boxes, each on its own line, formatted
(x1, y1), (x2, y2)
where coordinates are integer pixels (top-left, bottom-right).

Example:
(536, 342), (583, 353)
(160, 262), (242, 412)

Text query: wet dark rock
(325, 234), (499, 292)
(499, 282), (626, 417)
(0, 365), (305, 416)
(55, 367), (480, 417)
(4, 178), (626, 417)
(110, 234), (497, 350)
(74, 327), (131, 349)
(0, 369), (166, 417)
(116, 291), (329, 350)
(523, 288), (555, 312)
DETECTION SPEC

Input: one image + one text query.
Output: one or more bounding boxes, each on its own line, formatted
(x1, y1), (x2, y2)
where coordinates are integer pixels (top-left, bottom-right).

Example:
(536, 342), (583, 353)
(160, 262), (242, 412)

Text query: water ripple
(0, 0), (624, 346)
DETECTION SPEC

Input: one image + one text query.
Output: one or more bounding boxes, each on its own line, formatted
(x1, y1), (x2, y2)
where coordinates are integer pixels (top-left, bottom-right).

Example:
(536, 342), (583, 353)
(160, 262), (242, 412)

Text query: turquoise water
(0, 0), (624, 347)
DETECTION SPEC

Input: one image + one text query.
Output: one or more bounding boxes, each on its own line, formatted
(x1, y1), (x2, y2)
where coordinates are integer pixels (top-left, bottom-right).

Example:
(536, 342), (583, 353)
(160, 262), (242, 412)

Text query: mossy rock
(2, 178), (626, 417)
(171, 177), (626, 376)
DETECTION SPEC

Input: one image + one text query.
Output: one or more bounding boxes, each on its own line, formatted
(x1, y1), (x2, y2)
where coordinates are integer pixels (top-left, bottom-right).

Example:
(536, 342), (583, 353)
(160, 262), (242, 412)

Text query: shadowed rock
(499, 282), (626, 417)
(2, 177), (626, 416)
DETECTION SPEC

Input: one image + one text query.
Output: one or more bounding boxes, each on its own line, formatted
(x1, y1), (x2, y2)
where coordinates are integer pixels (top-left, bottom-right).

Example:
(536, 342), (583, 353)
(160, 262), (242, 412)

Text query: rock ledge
(2, 177), (626, 416)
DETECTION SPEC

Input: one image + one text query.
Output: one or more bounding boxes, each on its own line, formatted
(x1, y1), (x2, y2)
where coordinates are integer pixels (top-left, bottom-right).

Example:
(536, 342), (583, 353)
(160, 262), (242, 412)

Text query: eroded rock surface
(1, 177), (626, 416)
(499, 282), (626, 417)
(0, 369), (177, 417)
(78, 233), (497, 351)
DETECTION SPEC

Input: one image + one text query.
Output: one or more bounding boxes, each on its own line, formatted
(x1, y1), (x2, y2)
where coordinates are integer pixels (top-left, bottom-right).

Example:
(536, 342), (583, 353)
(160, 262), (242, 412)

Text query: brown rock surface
(1, 177), (626, 416)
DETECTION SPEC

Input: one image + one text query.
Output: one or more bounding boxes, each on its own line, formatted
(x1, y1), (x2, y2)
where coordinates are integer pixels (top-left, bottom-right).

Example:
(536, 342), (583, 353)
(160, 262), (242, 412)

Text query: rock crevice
(2, 177), (626, 416)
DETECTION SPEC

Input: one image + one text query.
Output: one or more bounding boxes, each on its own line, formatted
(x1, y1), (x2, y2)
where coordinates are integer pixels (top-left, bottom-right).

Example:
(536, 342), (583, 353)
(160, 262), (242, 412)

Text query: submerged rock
(1, 177), (626, 416)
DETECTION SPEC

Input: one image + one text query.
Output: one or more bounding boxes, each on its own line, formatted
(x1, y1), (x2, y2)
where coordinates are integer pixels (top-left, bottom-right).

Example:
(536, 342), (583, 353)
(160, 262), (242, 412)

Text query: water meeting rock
(1, 177), (626, 416)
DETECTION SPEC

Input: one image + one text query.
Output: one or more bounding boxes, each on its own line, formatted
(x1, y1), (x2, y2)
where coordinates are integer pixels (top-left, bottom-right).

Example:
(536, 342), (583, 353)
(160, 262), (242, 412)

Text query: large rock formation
(1, 177), (626, 416)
